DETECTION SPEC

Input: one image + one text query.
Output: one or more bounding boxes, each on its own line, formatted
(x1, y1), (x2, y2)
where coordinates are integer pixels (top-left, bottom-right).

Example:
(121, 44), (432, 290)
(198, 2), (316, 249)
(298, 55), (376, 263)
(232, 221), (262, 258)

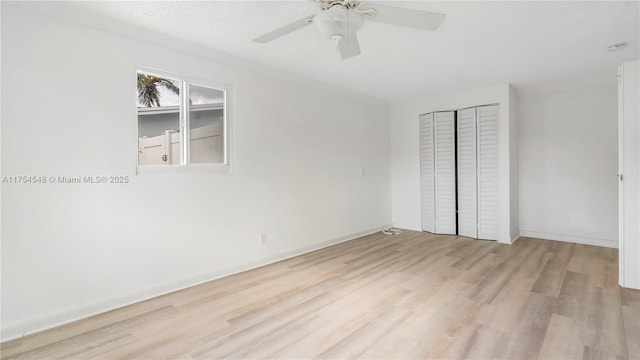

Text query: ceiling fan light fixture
(314, 6), (363, 41)
(253, 0), (446, 60)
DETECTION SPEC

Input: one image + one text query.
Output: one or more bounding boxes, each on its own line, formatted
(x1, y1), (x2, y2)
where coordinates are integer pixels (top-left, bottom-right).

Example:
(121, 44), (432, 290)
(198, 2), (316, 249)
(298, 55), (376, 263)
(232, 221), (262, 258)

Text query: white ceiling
(28, 1), (640, 102)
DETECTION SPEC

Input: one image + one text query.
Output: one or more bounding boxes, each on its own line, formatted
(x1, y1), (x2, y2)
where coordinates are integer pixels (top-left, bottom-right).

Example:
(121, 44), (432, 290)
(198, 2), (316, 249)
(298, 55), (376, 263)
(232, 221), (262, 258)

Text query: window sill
(136, 163), (231, 175)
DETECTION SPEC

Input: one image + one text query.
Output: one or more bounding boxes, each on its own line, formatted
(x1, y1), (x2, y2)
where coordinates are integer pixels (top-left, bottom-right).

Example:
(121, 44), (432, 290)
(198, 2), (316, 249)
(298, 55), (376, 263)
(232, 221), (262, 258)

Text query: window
(136, 69), (228, 169)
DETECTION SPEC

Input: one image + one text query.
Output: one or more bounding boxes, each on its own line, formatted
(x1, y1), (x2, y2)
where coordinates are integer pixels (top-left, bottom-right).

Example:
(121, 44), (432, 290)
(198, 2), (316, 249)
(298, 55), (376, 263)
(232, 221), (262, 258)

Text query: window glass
(137, 71), (181, 165)
(188, 84), (225, 164)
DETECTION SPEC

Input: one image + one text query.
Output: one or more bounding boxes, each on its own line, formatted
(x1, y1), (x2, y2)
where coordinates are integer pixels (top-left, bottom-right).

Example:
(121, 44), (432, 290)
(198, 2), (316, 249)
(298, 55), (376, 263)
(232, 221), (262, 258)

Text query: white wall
(518, 83), (618, 248)
(389, 84), (516, 243)
(0, 5), (391, 340)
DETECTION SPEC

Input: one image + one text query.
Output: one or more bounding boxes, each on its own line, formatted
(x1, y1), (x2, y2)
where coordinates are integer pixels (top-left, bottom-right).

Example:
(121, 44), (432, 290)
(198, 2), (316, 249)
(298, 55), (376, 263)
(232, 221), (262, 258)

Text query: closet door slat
(477, 105), (500, 240)
(434, 111), (457, 234)
(457, 108), (478, 238)
(420, 113), (436, 233)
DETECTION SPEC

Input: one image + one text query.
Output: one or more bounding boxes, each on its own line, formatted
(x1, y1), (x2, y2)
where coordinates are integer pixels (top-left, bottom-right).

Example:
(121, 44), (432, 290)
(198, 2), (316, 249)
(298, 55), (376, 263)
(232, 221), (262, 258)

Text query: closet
(420, 104), (500, 241)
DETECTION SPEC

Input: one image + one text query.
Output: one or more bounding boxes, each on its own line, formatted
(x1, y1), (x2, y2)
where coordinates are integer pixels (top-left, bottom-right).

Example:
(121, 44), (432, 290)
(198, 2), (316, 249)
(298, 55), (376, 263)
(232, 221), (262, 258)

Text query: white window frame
(135, 66), (232, 174)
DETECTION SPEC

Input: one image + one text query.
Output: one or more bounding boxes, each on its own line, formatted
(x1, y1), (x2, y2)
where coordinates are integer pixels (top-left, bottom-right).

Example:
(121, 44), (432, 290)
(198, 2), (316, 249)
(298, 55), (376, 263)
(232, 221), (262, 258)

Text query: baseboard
(391, 222), (421, 232)
(1, 225), (388, 343)
(519, 230), (618, 248)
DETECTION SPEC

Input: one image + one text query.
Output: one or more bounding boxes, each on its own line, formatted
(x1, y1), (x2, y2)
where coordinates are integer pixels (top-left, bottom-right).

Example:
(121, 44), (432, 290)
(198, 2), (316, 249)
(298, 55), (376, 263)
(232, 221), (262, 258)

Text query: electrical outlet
(259, 233), (267, 245)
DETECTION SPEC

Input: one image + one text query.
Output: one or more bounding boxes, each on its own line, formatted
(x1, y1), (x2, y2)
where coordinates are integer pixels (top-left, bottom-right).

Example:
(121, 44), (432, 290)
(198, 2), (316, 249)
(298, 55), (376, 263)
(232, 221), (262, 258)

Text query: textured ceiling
(22, 1), (640, 102)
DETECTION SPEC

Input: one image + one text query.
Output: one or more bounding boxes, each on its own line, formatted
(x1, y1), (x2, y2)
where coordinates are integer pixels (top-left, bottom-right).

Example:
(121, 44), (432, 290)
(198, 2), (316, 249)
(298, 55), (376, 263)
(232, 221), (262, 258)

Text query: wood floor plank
(466, 261), (519, 304)
(549, 240), (575, 265)
(5, 306), (177, 360)
(621, 295), (640, 359)
(264, 298), (392, 358)
(504, 237), (542, 266)
(316, 306), (411, 359)
(222, 314), (329, 359)
(531, 259), (569, 298)
(458, 252), (502, 285)
(538, 314), (585, 360)
(585, 288), (629, 358)
(451, 240), (496, 271)
(503, 293), (557, 359)
(583, 345), (626, 360)
(459, 324), (509, 359)
(475, 277), (538, 333)
(512, 238), (553, 280)
(87, 314), (232, 360)
(2, 230), (638, 360)
(428, 299), (484, 358)
(559, 270), (590, 299)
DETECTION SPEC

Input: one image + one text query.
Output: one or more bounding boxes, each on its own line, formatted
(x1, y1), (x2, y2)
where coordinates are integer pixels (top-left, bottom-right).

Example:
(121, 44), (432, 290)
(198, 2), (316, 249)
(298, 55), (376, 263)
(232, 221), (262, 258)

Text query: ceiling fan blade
(363, 3), (446, 31)
(253, 15), (315, 43)
(338, 34), (361, 60)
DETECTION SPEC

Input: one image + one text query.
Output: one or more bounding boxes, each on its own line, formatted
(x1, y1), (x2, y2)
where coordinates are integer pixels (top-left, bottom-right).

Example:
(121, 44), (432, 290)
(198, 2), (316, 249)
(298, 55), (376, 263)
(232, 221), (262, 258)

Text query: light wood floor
(2, 231), (639, 359)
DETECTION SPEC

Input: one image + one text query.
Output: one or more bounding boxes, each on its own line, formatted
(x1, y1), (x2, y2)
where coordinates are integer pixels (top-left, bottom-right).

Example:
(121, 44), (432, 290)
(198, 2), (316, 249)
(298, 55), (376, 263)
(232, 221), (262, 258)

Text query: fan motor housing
(314, 7), (363, 40)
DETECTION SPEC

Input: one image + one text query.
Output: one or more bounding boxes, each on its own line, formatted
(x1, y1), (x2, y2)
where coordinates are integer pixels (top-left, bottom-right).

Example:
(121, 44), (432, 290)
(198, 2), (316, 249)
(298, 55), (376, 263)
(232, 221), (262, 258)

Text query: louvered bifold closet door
(457, 108), (478, 238)
(477, 105), (500, 240)
(419, 113), (436, 233)
(434, 111), (457, 234)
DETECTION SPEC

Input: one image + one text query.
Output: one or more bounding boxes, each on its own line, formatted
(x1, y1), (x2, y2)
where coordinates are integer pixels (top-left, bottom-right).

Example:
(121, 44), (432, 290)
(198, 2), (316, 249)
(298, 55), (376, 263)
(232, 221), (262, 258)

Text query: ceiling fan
(253, 0), (446, 60)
